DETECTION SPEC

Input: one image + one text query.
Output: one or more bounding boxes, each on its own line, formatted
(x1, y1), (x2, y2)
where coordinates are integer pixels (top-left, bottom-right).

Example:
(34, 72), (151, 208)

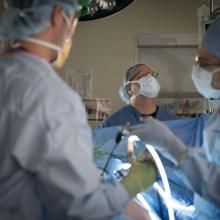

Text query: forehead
(131, 65), (153, 80)
(196, 48), (220, 63)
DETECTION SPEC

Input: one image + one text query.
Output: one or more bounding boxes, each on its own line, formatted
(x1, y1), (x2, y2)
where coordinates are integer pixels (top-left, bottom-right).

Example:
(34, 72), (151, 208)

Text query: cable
(100, 131), (124, 177)
(128, 135), (175, 220)
(145, 143), (175, 220)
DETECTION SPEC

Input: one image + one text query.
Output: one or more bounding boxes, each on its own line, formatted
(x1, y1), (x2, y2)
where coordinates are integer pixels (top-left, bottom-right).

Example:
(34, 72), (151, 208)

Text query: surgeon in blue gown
(132, 17), (220, 220)
(99, 63), (178, 128)
(0, 1), (157, 220)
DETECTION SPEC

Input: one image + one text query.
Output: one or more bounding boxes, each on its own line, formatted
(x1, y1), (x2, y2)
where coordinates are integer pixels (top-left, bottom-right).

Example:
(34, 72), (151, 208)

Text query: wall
(59, 0), (204, 114)
(0, 0), (209, 113)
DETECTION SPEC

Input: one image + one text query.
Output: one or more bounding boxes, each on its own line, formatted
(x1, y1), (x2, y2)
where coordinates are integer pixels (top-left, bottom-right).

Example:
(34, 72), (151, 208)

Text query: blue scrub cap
(0, 0), (81, 40)
(119, 64), (145, 104)
(201, 17), (220, 59)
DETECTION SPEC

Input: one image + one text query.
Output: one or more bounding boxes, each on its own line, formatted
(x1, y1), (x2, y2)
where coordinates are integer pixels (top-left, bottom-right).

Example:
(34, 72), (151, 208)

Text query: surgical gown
(179, 110), (220, 219)
(0, 52), (129, 220)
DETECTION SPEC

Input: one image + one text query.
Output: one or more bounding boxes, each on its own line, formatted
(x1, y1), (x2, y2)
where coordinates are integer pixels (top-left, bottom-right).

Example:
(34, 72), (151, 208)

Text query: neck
(18, 31), (57, 62)
(131, 96), (157, 115)
(19, 40), (55, 62)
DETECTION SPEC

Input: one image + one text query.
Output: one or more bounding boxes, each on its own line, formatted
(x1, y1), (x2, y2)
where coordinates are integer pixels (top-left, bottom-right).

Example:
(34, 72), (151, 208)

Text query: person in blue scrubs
(99, 64), (178, 128)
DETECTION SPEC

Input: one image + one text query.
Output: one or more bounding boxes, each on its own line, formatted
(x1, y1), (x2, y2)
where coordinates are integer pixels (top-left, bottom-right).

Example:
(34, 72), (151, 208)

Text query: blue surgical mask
(192, 64), (220, 99)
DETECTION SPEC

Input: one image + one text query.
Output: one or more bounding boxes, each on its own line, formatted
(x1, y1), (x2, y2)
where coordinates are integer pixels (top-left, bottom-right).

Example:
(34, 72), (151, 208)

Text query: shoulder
(157, 106), (179, 121)
(1, 54), (86, 123)
(98, 105), (133, 128)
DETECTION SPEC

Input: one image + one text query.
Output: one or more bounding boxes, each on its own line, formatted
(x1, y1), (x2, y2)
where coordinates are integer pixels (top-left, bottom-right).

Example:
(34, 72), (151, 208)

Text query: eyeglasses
(196, 62), (220, 69)
(151, 71), (159, 78)
(75, 7), (83, 18)
(62, 11), (79, 38)
(130, 71), (159, 81)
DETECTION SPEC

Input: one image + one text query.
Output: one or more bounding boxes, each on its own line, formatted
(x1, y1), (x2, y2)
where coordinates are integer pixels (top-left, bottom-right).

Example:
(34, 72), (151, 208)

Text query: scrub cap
(0, 0), (86, 40)
(119, 64), (145, 104)
(201, 17), (220, 59)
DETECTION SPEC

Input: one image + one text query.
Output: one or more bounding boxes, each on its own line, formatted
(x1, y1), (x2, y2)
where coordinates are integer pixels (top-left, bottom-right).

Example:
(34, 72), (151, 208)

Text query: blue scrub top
(99, 104), (178, 128)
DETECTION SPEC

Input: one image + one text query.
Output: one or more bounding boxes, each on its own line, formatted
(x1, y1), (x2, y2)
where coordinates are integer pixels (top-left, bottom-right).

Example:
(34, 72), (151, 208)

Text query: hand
(122, 200), (151, 220)
(121, 150), (156, 198)
(131, 118), (188, 162)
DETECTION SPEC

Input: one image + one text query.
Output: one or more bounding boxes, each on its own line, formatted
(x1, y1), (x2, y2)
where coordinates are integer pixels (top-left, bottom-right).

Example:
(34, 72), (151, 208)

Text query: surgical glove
(122, 150), (156, 198)
(131, 118), (188, 162)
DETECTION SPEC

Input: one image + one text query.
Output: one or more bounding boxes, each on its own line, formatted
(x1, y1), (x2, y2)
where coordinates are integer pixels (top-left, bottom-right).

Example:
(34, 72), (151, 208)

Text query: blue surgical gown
(179, 110), (220, 219)
(0, 53), (129, 220)
(99, 104), (178, 128)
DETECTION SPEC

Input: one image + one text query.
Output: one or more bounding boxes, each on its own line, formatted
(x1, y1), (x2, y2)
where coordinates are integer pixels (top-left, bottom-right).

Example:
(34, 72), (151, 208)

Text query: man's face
(127, 65), (158, 97)
(195, 48), (220, 89)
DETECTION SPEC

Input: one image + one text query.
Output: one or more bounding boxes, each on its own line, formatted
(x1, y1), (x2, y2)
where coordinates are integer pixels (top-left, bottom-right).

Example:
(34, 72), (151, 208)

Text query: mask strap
(62, 11), (78, 39)
(130, 93), (139, 102)
(62, 11), (71, 29)
(24, 37), (63, 53)
(211, 68), (220, 74)
(124, 81), (141, 102)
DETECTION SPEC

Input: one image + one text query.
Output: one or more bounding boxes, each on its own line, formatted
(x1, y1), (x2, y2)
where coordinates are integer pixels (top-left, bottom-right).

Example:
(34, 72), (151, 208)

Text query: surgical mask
(52, 38), (72, 69)
(192, 64), (220, 99)
(128, 74), (161, 100)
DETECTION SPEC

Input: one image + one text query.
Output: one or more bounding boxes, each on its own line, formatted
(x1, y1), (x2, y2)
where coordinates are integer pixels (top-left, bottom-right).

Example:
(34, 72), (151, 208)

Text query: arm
(131, 118), (220, 207)
(179, 149), (220, 206)
(12, 89), (129, 220)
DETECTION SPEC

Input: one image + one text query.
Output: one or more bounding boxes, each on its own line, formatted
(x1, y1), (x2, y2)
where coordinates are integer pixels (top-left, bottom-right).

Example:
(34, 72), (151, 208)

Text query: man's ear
(51, 5), (63, 27)
(127, 84), (133, 96)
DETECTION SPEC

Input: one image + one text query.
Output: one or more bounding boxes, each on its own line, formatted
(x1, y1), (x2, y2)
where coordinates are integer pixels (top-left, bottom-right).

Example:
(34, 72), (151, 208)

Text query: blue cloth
(163, 114), (210, 147)
(98, 104), (178, 128)
(111, 216), (132, 220)
(93, 114), (212, 220)
(193, 194), (220, 220)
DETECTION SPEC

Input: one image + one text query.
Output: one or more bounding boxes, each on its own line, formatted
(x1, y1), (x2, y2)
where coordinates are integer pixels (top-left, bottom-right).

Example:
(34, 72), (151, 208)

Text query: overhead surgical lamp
(79, 0), (135, 21)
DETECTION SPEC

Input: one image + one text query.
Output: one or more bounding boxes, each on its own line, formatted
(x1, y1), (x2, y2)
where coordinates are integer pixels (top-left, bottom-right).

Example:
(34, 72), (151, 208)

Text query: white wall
(59, 0), (204, 114)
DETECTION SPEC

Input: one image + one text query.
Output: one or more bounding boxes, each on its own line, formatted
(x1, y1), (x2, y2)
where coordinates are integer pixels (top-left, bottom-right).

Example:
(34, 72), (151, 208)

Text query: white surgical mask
(128, 74), (160, 100)
(192, 64), (220, 99)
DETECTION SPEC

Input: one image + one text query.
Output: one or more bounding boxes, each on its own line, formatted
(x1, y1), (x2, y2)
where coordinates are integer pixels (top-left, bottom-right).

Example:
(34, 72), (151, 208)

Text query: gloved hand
(121, 149), (157, 198)
(131, 118), (188, 162)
